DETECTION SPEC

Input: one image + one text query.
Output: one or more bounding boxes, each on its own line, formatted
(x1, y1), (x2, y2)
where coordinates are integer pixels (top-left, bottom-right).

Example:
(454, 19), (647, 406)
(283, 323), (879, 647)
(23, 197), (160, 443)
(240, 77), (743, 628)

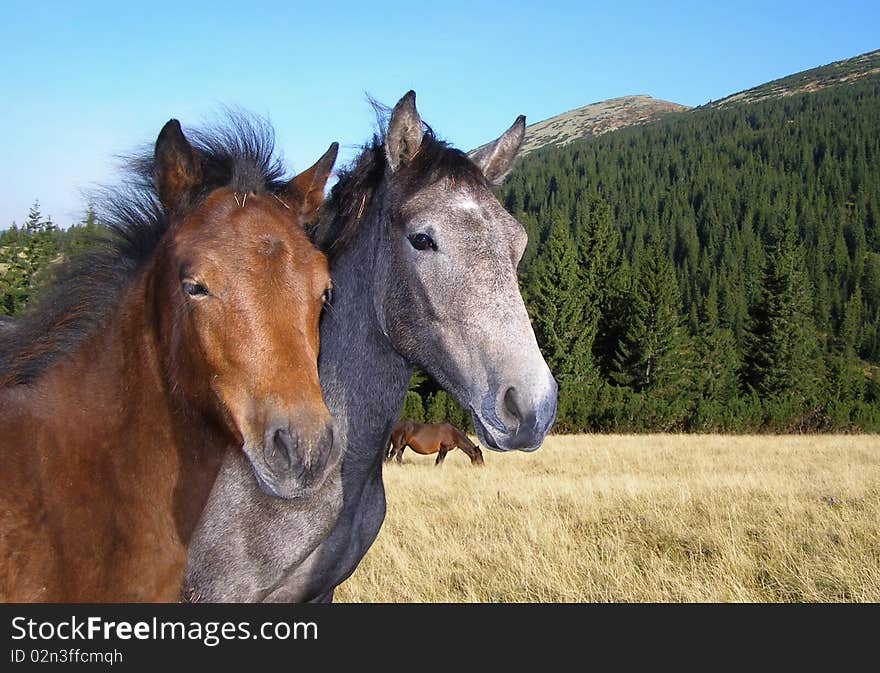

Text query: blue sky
(1, 0), (877, 228)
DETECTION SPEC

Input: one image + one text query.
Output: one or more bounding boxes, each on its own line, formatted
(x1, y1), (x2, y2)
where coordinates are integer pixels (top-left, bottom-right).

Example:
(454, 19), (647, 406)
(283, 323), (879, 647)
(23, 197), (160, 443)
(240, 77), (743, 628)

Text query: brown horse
(386, 420), (484, 466)
(0, 116), (338, 602)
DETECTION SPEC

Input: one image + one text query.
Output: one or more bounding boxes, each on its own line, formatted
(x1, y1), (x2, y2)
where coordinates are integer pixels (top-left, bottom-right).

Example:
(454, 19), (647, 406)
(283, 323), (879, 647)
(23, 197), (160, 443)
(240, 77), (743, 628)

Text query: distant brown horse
(0, 116), (339, 602)
(386, 421), (484, 466)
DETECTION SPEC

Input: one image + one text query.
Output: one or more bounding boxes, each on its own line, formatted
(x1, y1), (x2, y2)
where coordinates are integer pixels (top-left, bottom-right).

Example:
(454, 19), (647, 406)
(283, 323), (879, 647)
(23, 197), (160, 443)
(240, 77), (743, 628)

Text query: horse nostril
(270, 428), (295, 470)
(504, 387), (524, 424)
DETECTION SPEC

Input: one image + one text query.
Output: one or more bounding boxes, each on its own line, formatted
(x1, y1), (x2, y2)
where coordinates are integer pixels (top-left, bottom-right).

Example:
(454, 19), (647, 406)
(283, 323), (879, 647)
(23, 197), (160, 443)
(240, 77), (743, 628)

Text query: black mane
(310, 116), (487, 259)
(0, 113), (288, 386)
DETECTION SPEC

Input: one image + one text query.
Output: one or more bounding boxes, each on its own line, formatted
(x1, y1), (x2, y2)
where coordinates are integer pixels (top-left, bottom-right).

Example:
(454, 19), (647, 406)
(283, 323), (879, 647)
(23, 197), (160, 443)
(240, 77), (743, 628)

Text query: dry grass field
(335, 434), (880, 602)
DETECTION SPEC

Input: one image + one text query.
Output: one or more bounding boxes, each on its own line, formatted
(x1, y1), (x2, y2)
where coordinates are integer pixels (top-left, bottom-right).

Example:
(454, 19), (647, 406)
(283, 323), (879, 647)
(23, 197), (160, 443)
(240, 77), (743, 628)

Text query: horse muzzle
(244, 417), (340, 499)
(471, 376), (558, 452)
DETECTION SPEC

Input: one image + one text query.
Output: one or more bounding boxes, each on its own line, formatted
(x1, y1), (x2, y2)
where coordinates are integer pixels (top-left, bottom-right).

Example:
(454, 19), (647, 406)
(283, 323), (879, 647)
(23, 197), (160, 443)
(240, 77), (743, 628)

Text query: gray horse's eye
(408, 233), (436, 251)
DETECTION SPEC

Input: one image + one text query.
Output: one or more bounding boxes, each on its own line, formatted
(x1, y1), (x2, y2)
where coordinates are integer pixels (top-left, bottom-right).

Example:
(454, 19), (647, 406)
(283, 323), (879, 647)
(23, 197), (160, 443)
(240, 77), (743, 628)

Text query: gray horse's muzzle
(471, 376), (558, 452)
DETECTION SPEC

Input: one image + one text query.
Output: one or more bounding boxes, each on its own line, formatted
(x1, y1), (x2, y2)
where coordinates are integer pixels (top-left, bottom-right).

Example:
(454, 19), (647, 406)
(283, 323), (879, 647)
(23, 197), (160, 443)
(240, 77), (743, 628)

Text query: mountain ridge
(493, 48), (880, 157)
(706, 48), (880, 108)
(510, 95), (689, 157)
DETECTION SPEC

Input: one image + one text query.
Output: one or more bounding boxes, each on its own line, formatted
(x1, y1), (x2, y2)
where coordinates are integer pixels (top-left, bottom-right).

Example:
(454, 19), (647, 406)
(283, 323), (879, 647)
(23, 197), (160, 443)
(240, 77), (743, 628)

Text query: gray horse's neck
(320, 222), (412, 469)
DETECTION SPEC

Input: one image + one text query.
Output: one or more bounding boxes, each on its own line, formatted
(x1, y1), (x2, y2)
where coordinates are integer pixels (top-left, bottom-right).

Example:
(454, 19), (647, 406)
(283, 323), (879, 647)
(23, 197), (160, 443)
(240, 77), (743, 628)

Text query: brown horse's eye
(323, 287), (333, 306)
(408, 233), (436, 251)
(182, 280), (210, 298)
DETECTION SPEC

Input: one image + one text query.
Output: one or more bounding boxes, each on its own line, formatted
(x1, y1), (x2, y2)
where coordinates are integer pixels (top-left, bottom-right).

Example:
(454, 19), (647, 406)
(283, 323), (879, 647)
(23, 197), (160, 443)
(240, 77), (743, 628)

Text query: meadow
(335, 434), (880, 602)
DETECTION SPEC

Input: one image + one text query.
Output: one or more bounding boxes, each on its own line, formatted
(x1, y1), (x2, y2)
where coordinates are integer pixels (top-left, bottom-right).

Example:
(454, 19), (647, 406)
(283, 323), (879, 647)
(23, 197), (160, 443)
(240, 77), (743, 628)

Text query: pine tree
(527, 212), (593, 381)
(594, 258), (632, 378)
(612, 242), (686, 393)
(24, 200), (46, 234)
(399, 391), (425, 423)
(828, 285), (864, 402)
(425, 391), (450, 425)
(691, 277), (742, 429)
(574, 195), (619, 360)
(741, 222), (821, 404)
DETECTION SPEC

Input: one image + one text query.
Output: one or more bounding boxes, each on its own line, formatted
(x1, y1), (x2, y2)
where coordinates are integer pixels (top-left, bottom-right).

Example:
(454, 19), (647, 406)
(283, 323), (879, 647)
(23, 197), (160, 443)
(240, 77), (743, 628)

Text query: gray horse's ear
(154, 119), (202, 211)
(385, 90), (423, 172)
(471, 115), (526, 186)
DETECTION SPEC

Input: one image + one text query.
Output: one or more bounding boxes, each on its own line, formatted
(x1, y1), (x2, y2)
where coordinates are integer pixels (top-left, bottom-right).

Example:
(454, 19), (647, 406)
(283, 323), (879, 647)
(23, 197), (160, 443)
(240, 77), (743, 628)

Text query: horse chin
(471, 411), (543, 453)
(249, 466), (289, 499)
(242, 441), (339, 500)
(470, 412), (498, 450)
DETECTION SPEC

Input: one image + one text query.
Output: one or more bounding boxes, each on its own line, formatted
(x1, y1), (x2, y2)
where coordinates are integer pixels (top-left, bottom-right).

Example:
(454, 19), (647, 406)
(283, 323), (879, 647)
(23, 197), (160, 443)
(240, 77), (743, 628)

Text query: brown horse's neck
(452, 427), (476, 451)
(41, 267), (230, 544)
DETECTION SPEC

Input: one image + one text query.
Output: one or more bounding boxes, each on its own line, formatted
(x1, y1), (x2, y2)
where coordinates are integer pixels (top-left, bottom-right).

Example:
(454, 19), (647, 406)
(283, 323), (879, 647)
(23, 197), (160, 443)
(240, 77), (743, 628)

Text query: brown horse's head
(151, 120), (339, 499)
(471, 445), (485, 466)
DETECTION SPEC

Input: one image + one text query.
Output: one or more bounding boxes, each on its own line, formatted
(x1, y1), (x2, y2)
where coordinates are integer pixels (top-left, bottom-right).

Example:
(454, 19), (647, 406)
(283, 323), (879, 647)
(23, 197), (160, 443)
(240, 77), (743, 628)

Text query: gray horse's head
(372, 91), (557, 451)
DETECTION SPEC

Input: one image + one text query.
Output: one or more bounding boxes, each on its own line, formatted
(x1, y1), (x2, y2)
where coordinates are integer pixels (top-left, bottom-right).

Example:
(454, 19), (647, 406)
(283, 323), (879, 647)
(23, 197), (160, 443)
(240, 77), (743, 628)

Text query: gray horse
(184, 91), (557, 602)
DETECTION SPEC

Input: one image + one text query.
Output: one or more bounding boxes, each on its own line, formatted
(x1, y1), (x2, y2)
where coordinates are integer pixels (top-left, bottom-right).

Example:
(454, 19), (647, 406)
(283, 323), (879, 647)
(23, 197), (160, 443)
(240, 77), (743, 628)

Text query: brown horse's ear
(471, 115), (526, 186)
(385, 90), (423, 172)
(154, 119), (202, 211)
(283, 142), (339, 221)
